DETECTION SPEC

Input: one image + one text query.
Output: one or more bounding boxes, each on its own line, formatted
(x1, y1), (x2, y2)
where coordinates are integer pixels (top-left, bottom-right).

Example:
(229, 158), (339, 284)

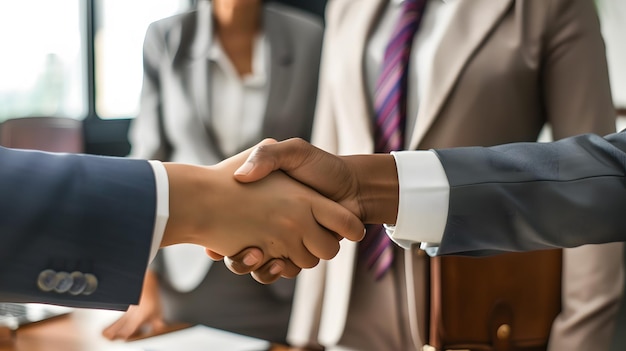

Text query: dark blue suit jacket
(434, 131), (626, 256)
(0, 146), (155, 310)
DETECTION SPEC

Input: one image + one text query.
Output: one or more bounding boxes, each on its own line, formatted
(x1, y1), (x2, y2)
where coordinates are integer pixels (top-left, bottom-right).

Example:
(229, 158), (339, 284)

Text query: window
(0, 1), (192, 123)
(0, 1), (85, 122)
(95, 0), (191, 118)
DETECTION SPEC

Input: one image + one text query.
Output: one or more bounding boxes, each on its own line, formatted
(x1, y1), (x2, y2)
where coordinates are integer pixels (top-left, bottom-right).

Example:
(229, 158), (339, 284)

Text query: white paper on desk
(125, 325), (271, 351)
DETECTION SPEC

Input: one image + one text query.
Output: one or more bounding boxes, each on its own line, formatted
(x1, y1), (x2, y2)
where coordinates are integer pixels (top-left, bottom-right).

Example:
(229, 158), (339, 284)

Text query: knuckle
(317, 240), (340, 260)
(301, 256), (320, 269)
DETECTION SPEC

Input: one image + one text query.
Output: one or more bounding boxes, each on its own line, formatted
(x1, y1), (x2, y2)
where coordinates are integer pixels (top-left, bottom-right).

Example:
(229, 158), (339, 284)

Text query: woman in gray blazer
(102, 0), (323, 344)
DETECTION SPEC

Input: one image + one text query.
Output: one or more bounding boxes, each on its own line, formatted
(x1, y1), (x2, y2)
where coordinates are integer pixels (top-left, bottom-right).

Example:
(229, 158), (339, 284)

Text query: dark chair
(0, 116), (83, 153)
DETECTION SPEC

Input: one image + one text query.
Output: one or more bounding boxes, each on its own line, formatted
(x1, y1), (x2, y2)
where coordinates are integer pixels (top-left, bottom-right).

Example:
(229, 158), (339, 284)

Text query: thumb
(234, 138), (303, 183)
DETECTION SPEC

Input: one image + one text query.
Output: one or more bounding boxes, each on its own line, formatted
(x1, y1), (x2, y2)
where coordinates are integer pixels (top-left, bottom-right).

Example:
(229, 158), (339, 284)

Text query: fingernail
(270, 263), (282, 275)
(243, 252), (259, 266)
(235, 162), (253, 176)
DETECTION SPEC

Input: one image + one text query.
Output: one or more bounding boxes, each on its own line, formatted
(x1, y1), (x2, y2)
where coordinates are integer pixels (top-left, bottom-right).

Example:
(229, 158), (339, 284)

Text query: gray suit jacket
(436, 131), (626, 254)
(289, 0), (623, 350)
(128, 1), (323, 343)
(130, 1), (323, 165)
(0, 147), (155, 310)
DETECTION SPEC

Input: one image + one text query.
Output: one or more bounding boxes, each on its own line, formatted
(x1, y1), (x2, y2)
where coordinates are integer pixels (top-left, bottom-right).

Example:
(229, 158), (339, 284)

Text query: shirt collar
(207, 34), (267, 87)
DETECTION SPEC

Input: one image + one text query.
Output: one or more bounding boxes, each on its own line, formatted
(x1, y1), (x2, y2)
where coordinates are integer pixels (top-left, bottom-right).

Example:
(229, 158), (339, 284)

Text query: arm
(434, 131), (626, 255)
(0, 147), (156, 310)
(537, 3), (621, 350)
(225, 132), (626, 279)
(0, 145), (363, 308)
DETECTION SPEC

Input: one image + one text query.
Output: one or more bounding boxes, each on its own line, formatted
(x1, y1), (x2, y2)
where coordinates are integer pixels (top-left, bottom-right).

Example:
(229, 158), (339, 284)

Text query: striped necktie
(360, 0), (427, 280)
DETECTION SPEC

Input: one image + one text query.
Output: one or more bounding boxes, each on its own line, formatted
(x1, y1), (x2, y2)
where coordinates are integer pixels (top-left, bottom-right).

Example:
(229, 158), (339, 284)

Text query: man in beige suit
(285, 0), (623, 350)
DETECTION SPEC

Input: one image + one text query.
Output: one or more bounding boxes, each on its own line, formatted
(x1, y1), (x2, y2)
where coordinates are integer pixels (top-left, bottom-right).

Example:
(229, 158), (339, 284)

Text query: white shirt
(147, 160), (169, 263)
(365, 0), (455, 250)
(209, 34), (269, 156)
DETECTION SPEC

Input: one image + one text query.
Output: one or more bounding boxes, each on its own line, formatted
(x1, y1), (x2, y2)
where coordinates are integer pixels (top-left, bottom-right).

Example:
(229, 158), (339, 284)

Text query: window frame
(82, 0), (196, 156)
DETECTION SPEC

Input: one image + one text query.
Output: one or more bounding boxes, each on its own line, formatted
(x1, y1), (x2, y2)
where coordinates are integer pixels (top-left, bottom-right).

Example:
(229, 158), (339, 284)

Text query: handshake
(162, 138), (400, 284)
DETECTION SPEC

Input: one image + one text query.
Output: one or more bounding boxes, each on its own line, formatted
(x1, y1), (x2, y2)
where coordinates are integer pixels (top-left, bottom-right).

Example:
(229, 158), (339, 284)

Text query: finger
(150, 318), (167, 334)
(234, 138), (323, 183)
(301, 226), (340, 261)
(288, 251), (320, 270)
(102, 310), (144, 341)
(286, 239), (321, 269)
(205, 248), (224, 261)
(250, 259), (286, 284)
(250, 258), (302, 284)
(233, 140), (282, 181)
(311, 197), (365, 242)
(115, 313), (145, 340)
(223, 247), (266, 275)
(279, 258), (302, 279)
(102, 314), (129, 340)
(229, 138), (279, 178)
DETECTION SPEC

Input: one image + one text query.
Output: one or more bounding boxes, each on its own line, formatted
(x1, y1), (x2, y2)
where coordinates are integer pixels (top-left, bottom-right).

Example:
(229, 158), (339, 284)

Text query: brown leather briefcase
(426, 250), (562, 351)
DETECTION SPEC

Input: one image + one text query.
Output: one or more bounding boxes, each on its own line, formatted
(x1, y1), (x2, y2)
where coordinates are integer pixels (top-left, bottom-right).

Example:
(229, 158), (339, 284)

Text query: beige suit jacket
(288, 1), (623, 350)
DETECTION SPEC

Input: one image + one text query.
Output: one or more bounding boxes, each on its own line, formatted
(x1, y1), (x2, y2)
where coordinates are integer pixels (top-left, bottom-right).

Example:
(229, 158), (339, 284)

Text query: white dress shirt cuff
(147, 160), (169, 263)
(385, 150), (449, 251)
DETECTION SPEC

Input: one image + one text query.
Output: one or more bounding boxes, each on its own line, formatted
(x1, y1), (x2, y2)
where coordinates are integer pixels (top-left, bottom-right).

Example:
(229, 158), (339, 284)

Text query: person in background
(102, 0), (323, 344)
(280, 0), (623, 350)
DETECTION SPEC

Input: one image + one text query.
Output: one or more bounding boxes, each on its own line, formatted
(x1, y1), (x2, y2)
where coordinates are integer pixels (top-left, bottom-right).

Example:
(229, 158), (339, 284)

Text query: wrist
(161, 163), (211, 247)
(344, 154), (399, 224)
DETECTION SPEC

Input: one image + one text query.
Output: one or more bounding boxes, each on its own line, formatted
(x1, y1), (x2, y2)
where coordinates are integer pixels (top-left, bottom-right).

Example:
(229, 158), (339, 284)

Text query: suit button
(54, 272), (73, 293)
(37, 269), (58, 292)
(68, 272), (87, 295)
(82, 273), (98, 295)
(497, 324), (511, 340)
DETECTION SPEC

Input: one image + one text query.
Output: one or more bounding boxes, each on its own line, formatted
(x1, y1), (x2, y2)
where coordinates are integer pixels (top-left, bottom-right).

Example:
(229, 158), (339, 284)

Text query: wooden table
(0, 309), (309, 351)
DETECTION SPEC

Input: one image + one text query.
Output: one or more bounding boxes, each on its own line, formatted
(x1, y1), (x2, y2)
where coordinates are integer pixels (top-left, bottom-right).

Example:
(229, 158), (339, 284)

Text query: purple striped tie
(360, 0), (427, 280)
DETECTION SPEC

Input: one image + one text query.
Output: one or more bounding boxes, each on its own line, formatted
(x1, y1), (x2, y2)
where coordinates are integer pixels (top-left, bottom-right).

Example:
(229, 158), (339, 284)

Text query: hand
(208, 138), (399, 282)
(102, 270), (166, 340)
(162, 142), (365, 271)
(207, 247), (300, 284)
(234, 138), (399, 224)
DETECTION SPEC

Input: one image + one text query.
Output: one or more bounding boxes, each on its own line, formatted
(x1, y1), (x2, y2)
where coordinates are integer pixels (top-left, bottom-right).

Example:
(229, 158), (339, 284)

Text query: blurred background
(0, 0), (327, 156)
(0, 1), (624, 348)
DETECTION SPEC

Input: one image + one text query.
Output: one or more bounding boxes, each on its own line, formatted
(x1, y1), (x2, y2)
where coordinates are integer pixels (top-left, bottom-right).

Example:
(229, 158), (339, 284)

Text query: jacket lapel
(261, 7), (295, 141)
(408, 0), (514, 149)
(188, 0), (212, 123)
(186, 1), (228, 159)
(316, 0), (388, 345)
(333, 0), (388, 155)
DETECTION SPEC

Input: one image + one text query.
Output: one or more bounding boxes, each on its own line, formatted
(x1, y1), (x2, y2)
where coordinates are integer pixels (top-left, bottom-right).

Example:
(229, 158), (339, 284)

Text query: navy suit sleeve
(0, 147), (156, 310)
(433, 131), (626, 256)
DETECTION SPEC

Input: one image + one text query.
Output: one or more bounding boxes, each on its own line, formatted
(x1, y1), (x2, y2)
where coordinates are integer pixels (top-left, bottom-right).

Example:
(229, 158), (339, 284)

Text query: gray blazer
(130, 1), (323, 165)
(435, 130), (626, 255)
(128, 1), (323, 344)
